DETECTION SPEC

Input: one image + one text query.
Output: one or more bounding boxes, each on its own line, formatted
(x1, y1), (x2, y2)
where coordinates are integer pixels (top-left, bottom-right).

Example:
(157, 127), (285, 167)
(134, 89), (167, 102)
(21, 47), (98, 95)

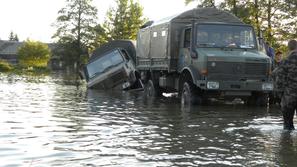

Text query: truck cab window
(196, 24), (256, 49)
(184, 28), (191, 48)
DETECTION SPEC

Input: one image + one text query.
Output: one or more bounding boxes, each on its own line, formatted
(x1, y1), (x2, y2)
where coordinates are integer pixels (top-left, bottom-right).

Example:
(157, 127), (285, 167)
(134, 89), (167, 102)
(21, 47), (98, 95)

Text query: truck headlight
(122, 81), (131, 89)
(207, 81), (219, 89)
(262, 83), (273, 91)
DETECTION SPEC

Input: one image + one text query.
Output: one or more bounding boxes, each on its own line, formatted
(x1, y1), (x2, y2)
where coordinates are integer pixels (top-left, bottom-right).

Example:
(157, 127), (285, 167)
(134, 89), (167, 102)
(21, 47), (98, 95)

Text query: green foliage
(0, 59), (13, 72)
(52, 41), (79, 66)
(185, 0), (215, 7)
(185, 0), (193, 5)
(103, 0), (146, 40)
(199, 0), (215, 7)
(17, 40), (51, 68)
(52, 0), (99, 65)
(185, 0), (297, 51)
(11, 65), (50, 76)
(89, 24), (108, 52)
(220, 0), (250, 22)
(52, 0), (146, 64)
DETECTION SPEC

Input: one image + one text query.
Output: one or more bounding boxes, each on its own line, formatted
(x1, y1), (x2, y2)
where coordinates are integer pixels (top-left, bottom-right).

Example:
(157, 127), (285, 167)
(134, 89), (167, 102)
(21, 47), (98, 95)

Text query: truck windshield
(87, 50), (124, 79)
(196, 24), (256, 49)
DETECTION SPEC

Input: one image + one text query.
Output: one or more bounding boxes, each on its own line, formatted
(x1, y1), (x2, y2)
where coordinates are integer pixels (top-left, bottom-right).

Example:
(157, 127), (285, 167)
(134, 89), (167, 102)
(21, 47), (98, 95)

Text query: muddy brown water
(1, 73), (297, 167)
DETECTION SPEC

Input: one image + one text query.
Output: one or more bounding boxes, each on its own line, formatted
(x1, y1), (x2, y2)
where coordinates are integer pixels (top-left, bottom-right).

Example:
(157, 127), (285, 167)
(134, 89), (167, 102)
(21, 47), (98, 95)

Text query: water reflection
(277, 132), (297, 166)
(0, 73), (296, 166)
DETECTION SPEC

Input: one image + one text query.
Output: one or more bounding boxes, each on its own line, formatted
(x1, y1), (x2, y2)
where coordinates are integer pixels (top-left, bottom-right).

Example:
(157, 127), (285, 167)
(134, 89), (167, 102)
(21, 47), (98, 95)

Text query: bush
(17, 40), (51, 68)
(0, 59), (13, 72)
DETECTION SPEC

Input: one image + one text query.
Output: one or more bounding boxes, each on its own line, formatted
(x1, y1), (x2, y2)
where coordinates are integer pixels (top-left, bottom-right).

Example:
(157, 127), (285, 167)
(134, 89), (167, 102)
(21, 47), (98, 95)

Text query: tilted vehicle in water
(136, 8), (273, 105)
(84, 40), (142, 90)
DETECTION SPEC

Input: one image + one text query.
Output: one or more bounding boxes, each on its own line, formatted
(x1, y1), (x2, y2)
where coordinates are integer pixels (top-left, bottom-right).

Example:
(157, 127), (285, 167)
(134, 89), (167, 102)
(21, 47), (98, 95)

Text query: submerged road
(0, 73), (296, 167)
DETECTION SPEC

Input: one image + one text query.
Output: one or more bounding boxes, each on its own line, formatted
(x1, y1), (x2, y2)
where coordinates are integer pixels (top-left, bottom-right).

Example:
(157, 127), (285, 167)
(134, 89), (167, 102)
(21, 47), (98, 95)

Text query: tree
(219, 0), (250, 20)
(250, 0), (261, 36)
(279, 0), (297, 39)
(52, 41), (83, 66)
(8, 31), (19, 41)
(185, 0), (216, 7)
(9, 31), (14, 41)
(185, 0), (295, 51)
(90, 24), (108, 50)
(17, 40), (51, 68)
(52, 0), (99, 66)
(103, 0), (146, 40)
(251, 0), (291, 46)
(14, 34), (19, 42)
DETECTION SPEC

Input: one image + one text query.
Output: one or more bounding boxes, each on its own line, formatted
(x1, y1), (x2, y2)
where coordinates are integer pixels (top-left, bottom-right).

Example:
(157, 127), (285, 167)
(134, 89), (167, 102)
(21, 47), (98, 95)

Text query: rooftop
(0, 40), (23, 55)
(0, 40), (57, 56)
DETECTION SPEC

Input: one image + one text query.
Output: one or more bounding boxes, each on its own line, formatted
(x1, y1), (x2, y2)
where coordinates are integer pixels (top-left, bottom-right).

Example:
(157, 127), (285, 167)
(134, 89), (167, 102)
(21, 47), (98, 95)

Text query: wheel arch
(179, 66), (201, 87)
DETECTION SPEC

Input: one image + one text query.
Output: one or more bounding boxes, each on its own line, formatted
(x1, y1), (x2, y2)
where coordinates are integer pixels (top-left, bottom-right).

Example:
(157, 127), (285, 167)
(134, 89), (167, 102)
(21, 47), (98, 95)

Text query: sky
(0, 0), (199, 43)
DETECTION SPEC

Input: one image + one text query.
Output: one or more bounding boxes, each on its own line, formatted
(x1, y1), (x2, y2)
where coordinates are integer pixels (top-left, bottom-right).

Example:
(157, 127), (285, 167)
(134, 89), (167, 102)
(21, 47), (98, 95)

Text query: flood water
(1, 73), (297, 167)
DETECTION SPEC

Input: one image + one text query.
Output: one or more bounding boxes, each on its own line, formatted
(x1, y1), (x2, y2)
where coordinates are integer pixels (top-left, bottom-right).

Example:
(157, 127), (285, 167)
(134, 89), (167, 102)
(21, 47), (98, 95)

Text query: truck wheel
(181, 82), (202, 106)
(144, 80), (161, 97)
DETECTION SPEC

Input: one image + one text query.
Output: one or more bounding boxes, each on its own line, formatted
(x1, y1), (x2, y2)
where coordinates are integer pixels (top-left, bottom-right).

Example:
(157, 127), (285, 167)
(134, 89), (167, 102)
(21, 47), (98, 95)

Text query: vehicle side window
(184, 28), (191, 48)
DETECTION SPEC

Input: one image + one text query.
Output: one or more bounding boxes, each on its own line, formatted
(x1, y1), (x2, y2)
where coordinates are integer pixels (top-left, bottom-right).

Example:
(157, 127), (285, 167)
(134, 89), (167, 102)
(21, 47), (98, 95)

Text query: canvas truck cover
(136, 8), (244, 71)
(90, 40), (136, 63)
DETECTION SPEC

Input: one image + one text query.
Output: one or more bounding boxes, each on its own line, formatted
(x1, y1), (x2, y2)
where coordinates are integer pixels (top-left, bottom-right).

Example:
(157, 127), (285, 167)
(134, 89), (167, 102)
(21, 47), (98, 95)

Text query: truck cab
(178, 23), (272, 105)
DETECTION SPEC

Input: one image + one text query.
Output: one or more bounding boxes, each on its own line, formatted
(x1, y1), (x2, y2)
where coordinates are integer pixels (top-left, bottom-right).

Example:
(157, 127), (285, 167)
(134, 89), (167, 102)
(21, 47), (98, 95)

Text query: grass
(12, 66), (51, 76)
(0, 59), (14, 72)
(0, 60), (50, 76)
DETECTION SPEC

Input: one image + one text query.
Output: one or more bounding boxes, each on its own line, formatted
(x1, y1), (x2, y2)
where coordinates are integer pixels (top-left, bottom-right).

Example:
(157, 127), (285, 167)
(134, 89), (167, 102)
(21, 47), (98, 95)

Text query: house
(0, 40), (22, 65)
(0, 40), (64, 70)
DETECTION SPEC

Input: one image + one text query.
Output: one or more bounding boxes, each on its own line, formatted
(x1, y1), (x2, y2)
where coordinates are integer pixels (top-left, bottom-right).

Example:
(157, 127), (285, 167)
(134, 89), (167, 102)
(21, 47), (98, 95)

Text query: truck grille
(245, 63), (267, 75)
(207, 62), (268, 80)
(110, 69), (128, 84)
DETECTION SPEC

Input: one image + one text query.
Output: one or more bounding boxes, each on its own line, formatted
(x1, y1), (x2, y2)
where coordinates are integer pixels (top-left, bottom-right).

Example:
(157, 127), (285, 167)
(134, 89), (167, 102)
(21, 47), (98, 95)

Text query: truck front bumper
(196, 80), (273, 96)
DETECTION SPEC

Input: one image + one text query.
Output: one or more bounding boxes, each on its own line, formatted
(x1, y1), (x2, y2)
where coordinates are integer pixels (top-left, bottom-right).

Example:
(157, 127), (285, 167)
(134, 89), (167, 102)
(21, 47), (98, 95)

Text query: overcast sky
(0, 0), (200, 43)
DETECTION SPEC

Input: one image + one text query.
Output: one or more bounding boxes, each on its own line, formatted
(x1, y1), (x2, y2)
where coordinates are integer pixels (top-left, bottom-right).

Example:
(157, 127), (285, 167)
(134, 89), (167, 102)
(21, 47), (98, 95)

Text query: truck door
(178, 28), (191, 71)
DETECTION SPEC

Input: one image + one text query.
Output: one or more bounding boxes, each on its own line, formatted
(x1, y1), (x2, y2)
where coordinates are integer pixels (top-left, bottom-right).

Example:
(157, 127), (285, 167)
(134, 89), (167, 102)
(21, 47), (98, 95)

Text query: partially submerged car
(84, 40), (142, 90)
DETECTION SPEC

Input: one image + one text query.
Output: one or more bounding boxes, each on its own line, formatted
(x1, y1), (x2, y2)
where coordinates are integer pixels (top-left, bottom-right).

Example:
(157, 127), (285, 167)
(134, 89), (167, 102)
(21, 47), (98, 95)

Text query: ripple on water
(0, 74), (297, 166)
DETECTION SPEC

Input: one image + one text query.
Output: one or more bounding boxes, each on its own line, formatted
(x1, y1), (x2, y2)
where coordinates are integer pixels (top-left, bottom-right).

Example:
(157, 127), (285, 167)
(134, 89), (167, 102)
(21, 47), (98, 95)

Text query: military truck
(136, 8), (273, 105)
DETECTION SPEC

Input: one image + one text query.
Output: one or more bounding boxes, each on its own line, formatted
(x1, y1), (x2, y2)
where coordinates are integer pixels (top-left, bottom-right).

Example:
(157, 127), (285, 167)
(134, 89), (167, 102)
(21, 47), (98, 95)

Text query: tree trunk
(267, 0), (273, 43)
(233, 0), (237, 16)
(76, 1), (82, 79)
(254, 0), (261, 36)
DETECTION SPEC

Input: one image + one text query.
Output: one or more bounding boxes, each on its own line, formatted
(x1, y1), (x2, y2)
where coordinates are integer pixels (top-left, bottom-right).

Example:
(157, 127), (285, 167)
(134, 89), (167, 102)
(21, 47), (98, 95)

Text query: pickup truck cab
(85, 48), (136, 89)
(84, 40), (140, 90)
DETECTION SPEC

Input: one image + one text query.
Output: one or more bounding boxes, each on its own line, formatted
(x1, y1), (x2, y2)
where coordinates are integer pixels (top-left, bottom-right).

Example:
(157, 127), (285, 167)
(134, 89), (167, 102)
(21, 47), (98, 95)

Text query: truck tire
(144, 80), (161, 98)
(246, 93), (268, 106)
(181, 82), (202, 106)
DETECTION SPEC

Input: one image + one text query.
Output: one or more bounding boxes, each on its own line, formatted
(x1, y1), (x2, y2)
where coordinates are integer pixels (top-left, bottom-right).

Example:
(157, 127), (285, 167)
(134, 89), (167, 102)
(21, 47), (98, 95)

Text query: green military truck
(136, 8), (273, 105)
